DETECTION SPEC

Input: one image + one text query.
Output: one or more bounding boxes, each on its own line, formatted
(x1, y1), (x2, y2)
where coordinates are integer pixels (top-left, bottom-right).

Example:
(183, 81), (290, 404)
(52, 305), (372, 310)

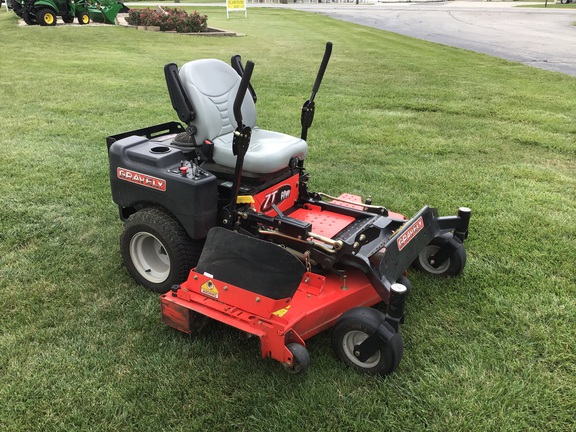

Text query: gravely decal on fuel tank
(117, 168), (166, 191)
(397, 216), (424, 251)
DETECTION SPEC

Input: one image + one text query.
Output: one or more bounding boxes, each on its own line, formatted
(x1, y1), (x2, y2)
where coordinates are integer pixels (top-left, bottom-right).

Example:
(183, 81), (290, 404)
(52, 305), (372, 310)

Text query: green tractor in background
(8, 0), (126, 26)
(10, 0), (91, 25)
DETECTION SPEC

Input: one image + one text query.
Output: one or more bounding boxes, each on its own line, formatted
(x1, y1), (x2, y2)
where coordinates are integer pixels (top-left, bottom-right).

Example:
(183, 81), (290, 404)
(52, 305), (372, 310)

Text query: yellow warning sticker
(272, 305), (291, 318)
(201, 280), (219, 299)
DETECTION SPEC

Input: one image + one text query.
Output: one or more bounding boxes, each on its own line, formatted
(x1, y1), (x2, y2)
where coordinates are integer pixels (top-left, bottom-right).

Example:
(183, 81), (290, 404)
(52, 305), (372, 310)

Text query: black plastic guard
(195, 227), (305, 300)
(106, 122), (185, 150)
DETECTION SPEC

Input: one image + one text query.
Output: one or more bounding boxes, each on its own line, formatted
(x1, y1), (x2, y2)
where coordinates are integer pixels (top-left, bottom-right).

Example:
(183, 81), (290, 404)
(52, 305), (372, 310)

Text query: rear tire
(120, 207), (203, 293)
(36, 8), (57, 26)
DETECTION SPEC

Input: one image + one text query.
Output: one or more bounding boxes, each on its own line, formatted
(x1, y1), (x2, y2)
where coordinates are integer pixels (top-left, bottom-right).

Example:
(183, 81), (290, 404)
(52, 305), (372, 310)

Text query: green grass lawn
(1, 7), (575, 431)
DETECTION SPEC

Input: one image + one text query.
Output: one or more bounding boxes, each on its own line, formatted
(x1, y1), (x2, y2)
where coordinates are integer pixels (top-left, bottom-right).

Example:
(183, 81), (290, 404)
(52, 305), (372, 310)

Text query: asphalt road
(283, 1), (576, 76)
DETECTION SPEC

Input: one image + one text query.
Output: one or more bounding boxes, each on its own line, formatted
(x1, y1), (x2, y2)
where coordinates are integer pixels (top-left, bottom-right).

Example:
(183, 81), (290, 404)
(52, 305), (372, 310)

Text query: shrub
(126, 8), (208, 33)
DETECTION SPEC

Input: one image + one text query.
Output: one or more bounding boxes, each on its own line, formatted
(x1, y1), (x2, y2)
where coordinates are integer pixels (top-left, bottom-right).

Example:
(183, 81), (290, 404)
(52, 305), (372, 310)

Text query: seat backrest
(178, 59), (257, 144)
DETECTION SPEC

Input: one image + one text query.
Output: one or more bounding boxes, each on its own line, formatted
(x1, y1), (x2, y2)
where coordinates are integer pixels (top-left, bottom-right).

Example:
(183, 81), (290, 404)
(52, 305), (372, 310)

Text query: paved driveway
(284, 1), (576, 76)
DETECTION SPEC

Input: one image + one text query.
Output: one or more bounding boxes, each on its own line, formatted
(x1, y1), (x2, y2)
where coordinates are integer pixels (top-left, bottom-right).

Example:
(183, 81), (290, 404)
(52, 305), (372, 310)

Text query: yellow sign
(227, 0), (247, 18)
(272, 305), (291, 318)
(227, 0), (245, 10)
(201, 280), (219, 299)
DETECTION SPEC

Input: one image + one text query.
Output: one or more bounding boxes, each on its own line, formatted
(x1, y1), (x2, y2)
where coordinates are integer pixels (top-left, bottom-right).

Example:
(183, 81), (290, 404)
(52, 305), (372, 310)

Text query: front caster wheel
(332, 307), (403, 375)
(413, 236), (466, 276)
(284, 343), (310, 374)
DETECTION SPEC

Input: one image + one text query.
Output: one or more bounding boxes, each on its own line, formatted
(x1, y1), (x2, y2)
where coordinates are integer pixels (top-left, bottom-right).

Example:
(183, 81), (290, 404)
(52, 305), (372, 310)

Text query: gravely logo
(397, 216), (424, 251)
(117, 168), (166, 191)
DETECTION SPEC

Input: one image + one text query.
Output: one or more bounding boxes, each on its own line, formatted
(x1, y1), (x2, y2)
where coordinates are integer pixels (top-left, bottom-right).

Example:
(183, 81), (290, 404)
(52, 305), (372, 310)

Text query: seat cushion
(179, 59), (257, 144)
(213, 127), (308, 174)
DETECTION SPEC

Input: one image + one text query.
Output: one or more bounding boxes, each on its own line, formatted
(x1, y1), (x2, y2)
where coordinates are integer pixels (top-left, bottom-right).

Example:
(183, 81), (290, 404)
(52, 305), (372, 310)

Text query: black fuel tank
(108, 134), (217, 240)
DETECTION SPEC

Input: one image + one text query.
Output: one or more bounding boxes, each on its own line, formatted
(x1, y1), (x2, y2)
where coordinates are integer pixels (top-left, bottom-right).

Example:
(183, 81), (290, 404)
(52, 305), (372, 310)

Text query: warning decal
(201, 280), (219, 299)
(272, 305), (291, 318)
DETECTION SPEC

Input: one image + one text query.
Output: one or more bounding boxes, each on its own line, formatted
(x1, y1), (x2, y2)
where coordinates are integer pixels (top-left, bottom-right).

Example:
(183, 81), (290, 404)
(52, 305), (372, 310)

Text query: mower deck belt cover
(195, 227), (306, 300)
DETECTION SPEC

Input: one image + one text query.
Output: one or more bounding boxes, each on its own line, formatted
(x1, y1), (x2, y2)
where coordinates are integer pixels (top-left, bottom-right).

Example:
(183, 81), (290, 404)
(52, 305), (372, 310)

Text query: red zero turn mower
(106, 43), (471, 375)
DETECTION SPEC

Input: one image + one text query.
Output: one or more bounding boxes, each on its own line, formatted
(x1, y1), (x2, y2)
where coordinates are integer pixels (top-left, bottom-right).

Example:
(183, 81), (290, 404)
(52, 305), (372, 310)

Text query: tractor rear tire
(120, 207), (204, 293)
(37, 8), (57, 26)
(77, 12), (90, 25)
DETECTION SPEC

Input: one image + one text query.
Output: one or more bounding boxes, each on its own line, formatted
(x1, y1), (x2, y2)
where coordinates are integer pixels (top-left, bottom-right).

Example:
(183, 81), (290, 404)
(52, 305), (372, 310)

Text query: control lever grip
(233, 60), (255, 129)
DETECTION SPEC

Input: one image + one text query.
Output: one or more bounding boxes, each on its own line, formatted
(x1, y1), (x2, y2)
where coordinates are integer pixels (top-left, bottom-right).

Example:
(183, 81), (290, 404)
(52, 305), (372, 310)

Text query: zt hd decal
(261, 185), (291, 212)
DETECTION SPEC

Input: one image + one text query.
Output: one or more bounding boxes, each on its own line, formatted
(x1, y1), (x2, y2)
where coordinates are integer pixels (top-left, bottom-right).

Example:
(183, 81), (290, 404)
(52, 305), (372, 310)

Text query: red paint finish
(161, 300), (192, 333)
(161, 267), (381, 367)
(289, 204), (355, 239)
(331, 193), (366, 211)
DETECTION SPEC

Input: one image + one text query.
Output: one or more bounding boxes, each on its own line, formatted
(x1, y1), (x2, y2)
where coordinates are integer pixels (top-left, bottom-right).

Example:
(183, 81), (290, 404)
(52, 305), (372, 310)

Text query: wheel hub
(342, 330), (381, 368)
(129, 232), (170, 283)
(419, 245), (450, 274)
